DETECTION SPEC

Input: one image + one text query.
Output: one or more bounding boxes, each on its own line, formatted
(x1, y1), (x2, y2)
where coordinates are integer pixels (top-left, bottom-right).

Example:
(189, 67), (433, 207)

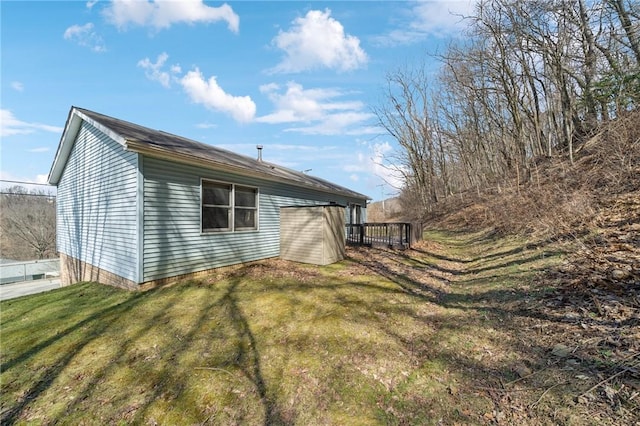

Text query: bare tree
(373, 65), (443, 214)
(374, 0), (639, 218)
(0, 186), (57, 260)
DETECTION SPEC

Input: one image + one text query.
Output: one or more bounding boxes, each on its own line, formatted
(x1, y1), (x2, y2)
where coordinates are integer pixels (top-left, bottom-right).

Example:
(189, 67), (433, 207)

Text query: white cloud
(270, 144), (337, 153)
(257, 82), (376, 135)
(1, 109), (63, 137)
(180, 68), (256, 123)
(258, 82), (340, 123)
(213, 143), (343, 168)
(270, 9), (368, 73)
(86, 0), (98, 9)
(104, 0), (239, 33)
(137, 52), (180, 88)
(196, 122), (217, 129)
(288, 113), (378, 136)
(217, 143), (339, 154)
(35, 174), (50, 185)
(376, 0), (475, 46)
(28, 147), (50, 153)
(11, 81), (24, 92)
(63, 22), (106, 52)
(136, 53), (253, 123)
(345, 141), (405, 190)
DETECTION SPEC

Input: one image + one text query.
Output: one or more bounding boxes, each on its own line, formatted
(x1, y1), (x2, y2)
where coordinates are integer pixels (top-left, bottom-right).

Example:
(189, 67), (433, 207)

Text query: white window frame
(201, 179), (259, 233)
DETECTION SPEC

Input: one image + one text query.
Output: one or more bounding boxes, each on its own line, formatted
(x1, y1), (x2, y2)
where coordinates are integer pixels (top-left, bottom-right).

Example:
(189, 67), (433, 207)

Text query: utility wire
(0, 180), (56, 197)
(0, 192), (56, 198)
(0, 179), (53, 187)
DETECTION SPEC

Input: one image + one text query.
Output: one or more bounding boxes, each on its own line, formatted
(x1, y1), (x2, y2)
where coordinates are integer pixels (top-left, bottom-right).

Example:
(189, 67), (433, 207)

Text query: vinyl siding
(142, 156), (366, 281)
(56, 121), (139, 282)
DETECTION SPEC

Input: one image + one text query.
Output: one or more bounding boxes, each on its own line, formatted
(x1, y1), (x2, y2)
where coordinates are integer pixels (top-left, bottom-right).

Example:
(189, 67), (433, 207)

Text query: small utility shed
(280, 205), (346, 265)
(48, 107), (370, 289)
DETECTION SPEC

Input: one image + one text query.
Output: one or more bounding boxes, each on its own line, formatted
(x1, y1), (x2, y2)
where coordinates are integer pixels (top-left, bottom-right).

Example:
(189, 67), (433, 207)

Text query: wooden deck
(346, 223), (414, 249)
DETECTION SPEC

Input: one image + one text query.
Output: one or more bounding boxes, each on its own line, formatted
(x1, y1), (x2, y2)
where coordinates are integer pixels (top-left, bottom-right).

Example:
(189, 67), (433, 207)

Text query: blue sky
(1, 0), (473, 200)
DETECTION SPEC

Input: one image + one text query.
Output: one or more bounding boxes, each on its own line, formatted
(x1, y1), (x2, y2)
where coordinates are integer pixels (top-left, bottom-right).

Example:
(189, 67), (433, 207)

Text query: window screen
(234, 186), (257, 230)
(202, 181), (258, 232)
(202, 182), (231, 231)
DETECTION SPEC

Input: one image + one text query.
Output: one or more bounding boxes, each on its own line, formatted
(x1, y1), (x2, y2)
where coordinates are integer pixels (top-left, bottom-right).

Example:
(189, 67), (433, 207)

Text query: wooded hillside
(375, 0), (639, 218)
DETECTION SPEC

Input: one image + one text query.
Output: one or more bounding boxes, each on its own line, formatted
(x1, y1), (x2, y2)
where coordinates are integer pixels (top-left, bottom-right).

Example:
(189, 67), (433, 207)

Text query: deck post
(405, 223), (410, 248)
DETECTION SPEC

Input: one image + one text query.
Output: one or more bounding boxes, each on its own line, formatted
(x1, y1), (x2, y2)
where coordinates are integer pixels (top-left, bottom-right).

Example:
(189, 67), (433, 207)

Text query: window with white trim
(201, 180), (258, 232)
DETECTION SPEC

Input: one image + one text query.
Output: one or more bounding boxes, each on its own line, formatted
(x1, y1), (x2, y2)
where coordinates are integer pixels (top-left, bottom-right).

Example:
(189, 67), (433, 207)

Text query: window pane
(234, 208), (256, 229)
(235, 186), (256, 207)
(203, 182), (230, 205)
(202, 206), (230, 230)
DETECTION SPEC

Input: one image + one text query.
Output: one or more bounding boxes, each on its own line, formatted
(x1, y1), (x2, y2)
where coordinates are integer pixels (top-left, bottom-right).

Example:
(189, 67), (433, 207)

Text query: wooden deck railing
(346, 223), (414, 248)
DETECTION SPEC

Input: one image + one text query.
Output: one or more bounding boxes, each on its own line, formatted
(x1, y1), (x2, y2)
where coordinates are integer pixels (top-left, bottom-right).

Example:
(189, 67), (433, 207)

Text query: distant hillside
(366, 197), (402, 222)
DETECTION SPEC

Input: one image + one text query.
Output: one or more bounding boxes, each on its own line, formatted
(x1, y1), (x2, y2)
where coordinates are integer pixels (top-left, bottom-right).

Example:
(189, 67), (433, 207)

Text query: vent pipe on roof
(257, 145), (263, 162)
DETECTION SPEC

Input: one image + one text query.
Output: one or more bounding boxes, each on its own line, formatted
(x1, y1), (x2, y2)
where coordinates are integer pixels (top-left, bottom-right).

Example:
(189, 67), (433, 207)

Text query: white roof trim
(74, 108), (127, 147)
(47, 107), (127, 185)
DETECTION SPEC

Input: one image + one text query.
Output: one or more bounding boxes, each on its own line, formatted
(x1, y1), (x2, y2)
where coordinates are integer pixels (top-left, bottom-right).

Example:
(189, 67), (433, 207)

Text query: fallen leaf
(603, 385), (617, 401)
(551, 344), (572, 358)
(514, 364), (532, 378)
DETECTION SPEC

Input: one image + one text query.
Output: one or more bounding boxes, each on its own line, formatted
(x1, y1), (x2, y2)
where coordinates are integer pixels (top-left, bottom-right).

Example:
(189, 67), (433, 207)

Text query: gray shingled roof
(74, 108), (370, 200)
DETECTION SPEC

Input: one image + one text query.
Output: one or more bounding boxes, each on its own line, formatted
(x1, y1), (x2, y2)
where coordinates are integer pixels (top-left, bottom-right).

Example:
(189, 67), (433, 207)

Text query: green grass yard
(1, 230), (625, 425)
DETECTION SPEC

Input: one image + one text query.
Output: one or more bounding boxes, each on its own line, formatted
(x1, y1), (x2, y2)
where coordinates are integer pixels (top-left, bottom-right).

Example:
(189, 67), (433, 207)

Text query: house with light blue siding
(48, 107), (369, 289)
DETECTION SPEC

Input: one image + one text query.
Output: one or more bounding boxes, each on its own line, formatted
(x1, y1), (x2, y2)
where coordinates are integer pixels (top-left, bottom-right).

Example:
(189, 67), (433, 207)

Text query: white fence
(0, 259), (60, 285)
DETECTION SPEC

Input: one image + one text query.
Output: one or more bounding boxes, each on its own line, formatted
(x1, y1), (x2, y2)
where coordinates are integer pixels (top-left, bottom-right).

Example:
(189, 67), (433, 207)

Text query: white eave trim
(47, 108), (127, 185)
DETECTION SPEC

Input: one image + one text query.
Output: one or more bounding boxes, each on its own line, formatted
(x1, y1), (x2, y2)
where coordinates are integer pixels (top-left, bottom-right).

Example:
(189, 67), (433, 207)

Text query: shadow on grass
(0, 284), (97, 327)
(0, 276), (283, 425)
(0, 286), (148, 424)
(1, 229), (630, 424)
(60, 286), (196, 421)
(412, 241), (566, 273)
(348, 252), (445, 303)
(217, 276), (285, 425)
(4, 267), (460, 423)
(1, 286), (140, 373)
